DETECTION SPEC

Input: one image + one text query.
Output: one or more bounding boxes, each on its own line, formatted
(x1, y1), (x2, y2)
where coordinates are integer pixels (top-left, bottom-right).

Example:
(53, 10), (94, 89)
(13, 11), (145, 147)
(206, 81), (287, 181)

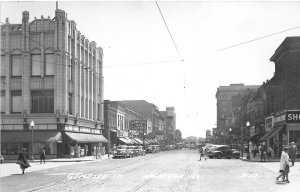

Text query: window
(31, 54), (41, 76)
(68, 93), (72, 115)
(11, 55), (22, 77)
(1, 91), (5, 114)
(45, 53), (55, 76)
(1, 55), (6, 77)
(11, 91), (22, 113)
(31, 90), (54, 113)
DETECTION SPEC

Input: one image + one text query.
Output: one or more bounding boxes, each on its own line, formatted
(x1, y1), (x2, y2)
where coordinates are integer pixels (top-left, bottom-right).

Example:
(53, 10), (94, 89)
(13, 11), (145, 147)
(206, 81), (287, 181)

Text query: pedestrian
(288, 142), (298, 166)
(267, 146), (274, 160)
(78, 145), (81, 157)
(199, 146), (206, 161)
(252, 145), (257, 158)
(261, 142), (267, 162)
(17, 148), (30, 175)
(93, 145), (97, 159)
(276, 147), (291, 183)
(0, 154), (4, 164)
(85, 144), (88, 157)
(40, 147), (46, 164)
(70, 145), (74, 158)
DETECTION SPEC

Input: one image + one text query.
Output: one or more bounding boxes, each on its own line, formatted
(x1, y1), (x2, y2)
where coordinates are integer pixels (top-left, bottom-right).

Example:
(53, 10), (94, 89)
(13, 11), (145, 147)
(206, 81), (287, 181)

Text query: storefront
(1, 130), (108, 159)
(262, 110), (300, 156)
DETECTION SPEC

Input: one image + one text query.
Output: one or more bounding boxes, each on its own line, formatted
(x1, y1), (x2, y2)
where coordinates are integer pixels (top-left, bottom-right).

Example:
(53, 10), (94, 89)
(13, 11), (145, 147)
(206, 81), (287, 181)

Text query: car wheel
(209, 156), (213, 159)
(217, 153), (222, 159)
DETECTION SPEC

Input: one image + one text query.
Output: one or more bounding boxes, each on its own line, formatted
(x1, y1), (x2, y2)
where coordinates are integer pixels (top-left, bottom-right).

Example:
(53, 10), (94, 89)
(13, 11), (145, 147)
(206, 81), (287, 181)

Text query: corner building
(0, 9), (107, 159)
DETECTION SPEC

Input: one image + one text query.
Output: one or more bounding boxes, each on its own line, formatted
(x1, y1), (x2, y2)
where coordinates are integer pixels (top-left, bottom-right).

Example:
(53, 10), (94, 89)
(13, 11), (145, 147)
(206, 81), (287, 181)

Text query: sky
(1, 0), (300, 138)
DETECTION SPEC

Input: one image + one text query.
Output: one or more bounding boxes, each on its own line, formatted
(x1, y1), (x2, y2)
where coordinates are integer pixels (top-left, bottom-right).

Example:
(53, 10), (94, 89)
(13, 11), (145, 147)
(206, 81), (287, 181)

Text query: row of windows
(1, 54), (56, 77)
(1, 90), (54, 114)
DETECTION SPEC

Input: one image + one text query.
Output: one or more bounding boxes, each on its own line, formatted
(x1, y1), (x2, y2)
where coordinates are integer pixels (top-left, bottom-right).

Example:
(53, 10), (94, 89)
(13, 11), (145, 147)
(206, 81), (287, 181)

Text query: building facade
(215, 84), (259, 144)
(0, 9), (107, 159)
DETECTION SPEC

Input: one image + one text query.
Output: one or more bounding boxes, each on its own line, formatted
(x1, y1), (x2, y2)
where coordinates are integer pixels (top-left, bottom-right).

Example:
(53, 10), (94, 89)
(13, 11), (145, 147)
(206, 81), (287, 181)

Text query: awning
(133, 138), (143, 145)
(260, 126), (283, 141)
(118, 137), (134, 145)
(1, 131), (62, 143)
(131, 139), (139, 145)
(249, 132), (265, 141)
(65, 132), (108, 143)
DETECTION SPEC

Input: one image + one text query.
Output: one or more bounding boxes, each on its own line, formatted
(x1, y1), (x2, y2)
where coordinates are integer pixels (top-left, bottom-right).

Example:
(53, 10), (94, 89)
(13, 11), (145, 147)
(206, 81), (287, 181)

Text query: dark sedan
(207, 145), (240, 159)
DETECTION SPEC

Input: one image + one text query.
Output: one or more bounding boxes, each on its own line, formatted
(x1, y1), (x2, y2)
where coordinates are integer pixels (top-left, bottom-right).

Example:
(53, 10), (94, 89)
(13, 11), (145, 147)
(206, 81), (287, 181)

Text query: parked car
(126, 146), (135, 158)
(146, 146), (154, 154)
(136, 146), (145, 156)
(207, 145), (240, 159)
(114, 145), (129, 158)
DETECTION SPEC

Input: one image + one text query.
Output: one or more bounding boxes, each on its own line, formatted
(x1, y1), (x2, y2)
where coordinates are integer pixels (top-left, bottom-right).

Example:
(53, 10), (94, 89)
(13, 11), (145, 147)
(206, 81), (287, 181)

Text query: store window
(31, 90), (54, 113)
(11, 91), (22, 113)
(45, 53), (55, 76)
(11, 55), (22, 77)
(31, 54), (42, 76)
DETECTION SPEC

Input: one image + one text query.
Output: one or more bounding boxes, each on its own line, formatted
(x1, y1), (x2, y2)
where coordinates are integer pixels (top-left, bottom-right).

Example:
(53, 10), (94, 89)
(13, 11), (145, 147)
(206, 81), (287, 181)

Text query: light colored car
(126, 146), (135, 158)
(114, 145), (129, 158)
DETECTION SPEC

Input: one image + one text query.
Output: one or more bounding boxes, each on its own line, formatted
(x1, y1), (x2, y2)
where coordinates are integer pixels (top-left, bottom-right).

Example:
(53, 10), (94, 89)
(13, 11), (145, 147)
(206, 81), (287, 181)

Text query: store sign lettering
(273, 114), (285, 125)
(286, 111), (300, 123)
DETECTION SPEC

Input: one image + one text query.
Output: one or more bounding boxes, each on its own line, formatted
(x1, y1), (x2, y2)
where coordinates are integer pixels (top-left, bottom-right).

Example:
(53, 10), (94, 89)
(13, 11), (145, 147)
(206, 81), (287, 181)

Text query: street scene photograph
(1, 0), (300, 192)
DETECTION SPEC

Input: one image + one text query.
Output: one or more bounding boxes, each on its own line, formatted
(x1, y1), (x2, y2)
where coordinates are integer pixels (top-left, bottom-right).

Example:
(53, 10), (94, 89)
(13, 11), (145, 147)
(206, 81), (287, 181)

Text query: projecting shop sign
(130, 120), (147, 131)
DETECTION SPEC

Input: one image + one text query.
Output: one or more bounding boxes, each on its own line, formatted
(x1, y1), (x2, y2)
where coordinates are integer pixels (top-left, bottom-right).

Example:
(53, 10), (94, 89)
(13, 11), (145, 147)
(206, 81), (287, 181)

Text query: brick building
(215, 84), (259, 144)
(0, 9), (107, 159)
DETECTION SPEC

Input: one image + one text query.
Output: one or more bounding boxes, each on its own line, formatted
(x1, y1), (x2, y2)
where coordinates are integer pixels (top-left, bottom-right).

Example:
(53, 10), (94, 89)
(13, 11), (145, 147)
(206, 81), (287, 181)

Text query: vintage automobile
(207, 145), (240, 159)
(136, 146), (145, 156)
(113, 145), (130, 158)
(126, 146), (135, 158)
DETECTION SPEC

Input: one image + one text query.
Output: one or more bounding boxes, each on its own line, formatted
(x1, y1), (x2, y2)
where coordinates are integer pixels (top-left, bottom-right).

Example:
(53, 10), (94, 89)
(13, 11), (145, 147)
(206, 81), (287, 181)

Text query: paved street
(1, 149), (299, 192)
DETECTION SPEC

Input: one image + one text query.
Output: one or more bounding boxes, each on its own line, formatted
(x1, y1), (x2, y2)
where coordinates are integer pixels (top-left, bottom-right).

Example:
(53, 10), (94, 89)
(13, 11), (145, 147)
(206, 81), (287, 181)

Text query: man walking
(199, 146), (206, 161)
(289, 142), (298, 166)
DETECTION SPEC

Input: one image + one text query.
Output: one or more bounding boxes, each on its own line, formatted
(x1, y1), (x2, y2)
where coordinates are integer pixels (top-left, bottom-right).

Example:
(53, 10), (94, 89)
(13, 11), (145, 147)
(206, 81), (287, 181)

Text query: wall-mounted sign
(265, 116), (274, 131)
(286, 111), (300, 123)
(130, 120), (147, 131)
(273, 113), (286, 126)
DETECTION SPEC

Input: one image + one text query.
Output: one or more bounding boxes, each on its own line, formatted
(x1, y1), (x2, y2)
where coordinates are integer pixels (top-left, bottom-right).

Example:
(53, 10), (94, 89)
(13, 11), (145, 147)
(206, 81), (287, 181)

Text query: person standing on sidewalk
(276, 147), (291, 183)
(288, 142), (298, 166)
(40, 147), (46, 164)
(261, 142), (267, 162)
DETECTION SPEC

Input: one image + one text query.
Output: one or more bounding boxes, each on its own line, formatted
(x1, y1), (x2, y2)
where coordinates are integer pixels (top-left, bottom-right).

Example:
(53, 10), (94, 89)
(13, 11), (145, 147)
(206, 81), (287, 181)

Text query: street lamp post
(246, 121), (250, 160)
(229, 128), (232, 147)
(30, 120), (35, 160)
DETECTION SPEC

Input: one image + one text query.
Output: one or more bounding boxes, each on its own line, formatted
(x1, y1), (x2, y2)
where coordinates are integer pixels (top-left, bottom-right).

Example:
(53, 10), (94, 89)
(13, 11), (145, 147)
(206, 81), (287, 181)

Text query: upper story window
(11, 91), (22, 113)
(31, 54), (42, 76)
(1, 55), (6, 77)
(1, 90), (5, 114)
(45, 53), (55, 76)
(31, 90), (54, 113)
(11, 55), (22, 77)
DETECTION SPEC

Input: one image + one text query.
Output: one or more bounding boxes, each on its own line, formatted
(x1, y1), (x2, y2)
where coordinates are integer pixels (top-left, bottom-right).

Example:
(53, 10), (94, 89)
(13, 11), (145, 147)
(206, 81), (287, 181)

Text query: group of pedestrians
(276, 142), (298, 183)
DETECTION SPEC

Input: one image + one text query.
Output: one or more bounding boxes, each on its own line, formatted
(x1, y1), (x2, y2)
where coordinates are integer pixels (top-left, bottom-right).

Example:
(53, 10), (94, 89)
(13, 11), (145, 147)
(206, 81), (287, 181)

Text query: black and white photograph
(0, 0), (300, 191)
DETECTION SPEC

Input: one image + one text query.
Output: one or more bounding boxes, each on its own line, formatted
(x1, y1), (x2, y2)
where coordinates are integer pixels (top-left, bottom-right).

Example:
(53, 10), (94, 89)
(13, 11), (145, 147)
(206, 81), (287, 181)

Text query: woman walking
(276, 147), (291, 183)
(17, 148), (30, 175)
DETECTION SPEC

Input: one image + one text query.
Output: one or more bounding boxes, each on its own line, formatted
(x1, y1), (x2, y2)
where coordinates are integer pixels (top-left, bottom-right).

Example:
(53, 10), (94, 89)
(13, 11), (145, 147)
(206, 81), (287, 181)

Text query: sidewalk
(0, 155), (111, 178)
(239, 153), (300, 163)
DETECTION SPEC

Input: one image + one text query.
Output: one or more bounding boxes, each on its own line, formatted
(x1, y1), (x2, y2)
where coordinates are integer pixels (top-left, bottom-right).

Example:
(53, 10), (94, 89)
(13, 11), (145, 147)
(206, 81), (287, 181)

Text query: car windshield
(117, 146), (127, 150)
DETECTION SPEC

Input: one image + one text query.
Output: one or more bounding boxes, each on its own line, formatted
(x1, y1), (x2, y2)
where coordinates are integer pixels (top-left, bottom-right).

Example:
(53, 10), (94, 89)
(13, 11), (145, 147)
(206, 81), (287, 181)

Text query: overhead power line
(216, 25), (300, 52)
(155, 1), (183, 62)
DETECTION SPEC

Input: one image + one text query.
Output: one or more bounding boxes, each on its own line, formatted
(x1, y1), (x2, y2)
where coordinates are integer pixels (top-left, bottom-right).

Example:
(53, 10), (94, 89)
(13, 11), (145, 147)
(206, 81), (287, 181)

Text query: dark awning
(260, 126), (283, 141)
(1, 131), (62, 143)
(249, 132), (265, 141)
(65, 132), (108, 143)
